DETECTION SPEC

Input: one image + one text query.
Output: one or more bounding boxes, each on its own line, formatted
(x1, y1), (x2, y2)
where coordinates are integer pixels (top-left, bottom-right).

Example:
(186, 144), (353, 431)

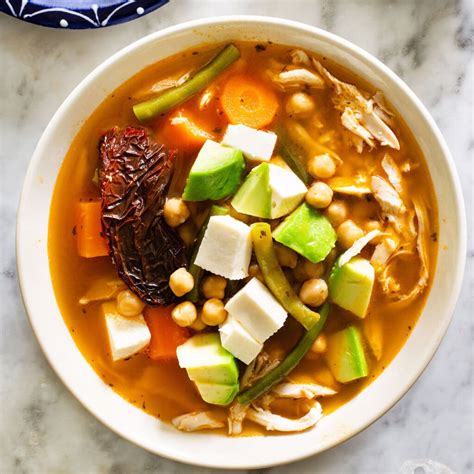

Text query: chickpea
(189, 313), (207, 332)
(248, 263), (264, 282)
(202, 275), (227, 299)
(116, 290), (145, 317)
(337, 220), (364, 249)
(365, 220), (382, 233)
(293, 263), (307, 282)
(171, 301), (197, 327)
(310, 334), (328, 354)
(283, 268), (296, 285)
(285, 92), (316, 118)
(303, 260), (325, 279)
(325, 200), (348, 227)
(364, 220), (383, 243)
(169, 267), (194, 297)
(201, 299), (227, 326)
(299, 278), (328, 307)
(275, 244), (298, 269)
(188, 202), (207, 228)
(324, 248), (339, 270)
(163, 198), (190, 228)
(306, 181), (333, 209)
(307, 154), (336, 179)
(178, 221), (196, 247)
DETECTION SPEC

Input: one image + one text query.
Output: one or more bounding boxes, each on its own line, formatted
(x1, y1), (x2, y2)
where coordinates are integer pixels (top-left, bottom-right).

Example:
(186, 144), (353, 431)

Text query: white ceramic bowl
(17, 16), (466, 469)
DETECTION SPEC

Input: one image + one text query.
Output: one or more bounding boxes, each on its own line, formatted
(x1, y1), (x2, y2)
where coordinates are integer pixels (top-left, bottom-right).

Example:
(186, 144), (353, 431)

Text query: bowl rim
(16, 15), (466, 470)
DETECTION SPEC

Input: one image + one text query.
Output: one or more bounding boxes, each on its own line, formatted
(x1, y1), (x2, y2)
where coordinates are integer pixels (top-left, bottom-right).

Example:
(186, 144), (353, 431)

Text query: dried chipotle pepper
(99, 126), (187, 305)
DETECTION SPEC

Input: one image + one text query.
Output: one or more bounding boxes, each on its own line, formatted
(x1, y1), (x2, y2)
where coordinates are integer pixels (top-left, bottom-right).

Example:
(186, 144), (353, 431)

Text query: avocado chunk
(325, 326), (369, 383)
(186, 362), (239, 385)
(232, 163), (307, 219)
(177, 333), (239, 384)
(182, 140), (245, 201)
(231, 162), (271, 218)
(273, 203), (336, 262)
(195, 382), (239, 406)
(329, 256), (374, 318)
(176, 333), (239, 405)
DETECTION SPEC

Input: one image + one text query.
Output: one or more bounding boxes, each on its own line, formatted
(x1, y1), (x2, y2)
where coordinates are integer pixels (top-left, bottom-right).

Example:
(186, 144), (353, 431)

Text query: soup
(49, 41), (438, 435)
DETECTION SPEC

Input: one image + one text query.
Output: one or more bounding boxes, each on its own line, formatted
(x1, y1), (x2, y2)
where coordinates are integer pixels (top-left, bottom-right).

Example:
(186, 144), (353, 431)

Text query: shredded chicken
(413, 198), (430, 288)
(312, 59), (400, 151)
(198, 88), (214, 110)
(339, 230), (381, 266)
(172, 411), (224, 432)
(382, 154), (403, 193)
(290, 49), (311, 66)
(371, 175), (417, 241)
(371, 176), (406, 215)
(371, 237), (398, 270)
(247, 403), (323, 432)
(227, 402), (248, 436)
(275, 68), (325, 89)
(372, 91), (395, 126)
(257, 382), (336, 410)
(341, 108), (376, 150)
(379, 199), (430, 302)
(312, 58), (368, 109)
(258, 393), (276, 410)
(148, 72), (190, 95)
(362, 101), (400, 149)
(240, 352), (281, 389)
(272, 382), (337, 399)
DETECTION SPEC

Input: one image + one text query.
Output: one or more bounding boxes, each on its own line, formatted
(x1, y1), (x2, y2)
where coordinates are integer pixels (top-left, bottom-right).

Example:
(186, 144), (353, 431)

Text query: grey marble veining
(0, 1), (472, 473)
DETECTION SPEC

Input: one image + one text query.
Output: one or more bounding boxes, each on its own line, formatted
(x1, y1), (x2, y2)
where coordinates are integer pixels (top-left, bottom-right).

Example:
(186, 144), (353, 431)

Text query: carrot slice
(160, 109), (214, 152)
(221, 74), (279, 129)
(144, 306), (190, 361)
(75, 200), (108, 258)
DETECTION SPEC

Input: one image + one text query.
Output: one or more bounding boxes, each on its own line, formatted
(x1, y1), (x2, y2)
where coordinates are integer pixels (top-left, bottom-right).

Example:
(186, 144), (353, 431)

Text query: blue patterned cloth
(0, 0), (169, 29)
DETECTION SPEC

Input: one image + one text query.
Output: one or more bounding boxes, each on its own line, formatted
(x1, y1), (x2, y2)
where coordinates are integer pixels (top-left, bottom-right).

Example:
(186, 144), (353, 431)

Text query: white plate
(16, 16), (466, 470)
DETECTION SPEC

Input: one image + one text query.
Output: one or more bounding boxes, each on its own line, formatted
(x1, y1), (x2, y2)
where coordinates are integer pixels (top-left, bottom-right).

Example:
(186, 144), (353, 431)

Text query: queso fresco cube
(219, 316), (263, 365)
(224, 277), (288, 343)
(102, 301), (151, 361)
(222, 124), (277, 162)
(194, 215), (252, 280)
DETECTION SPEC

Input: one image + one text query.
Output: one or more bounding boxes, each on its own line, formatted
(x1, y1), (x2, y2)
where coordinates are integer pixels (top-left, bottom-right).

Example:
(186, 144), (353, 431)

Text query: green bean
(276, 127), (311, 184)
(237, 303), (330, 405)
(187, 205), (228, 302)
(250, 222), (320, 330)
(133, 44), (240, 123)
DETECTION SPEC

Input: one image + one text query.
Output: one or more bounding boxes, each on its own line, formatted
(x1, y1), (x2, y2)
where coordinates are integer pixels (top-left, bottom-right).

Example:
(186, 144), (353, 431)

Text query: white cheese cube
(195, 215), (252, 280)
(268, 164), (307, 218)
(225, 278), (287, 343)
(219, 317), (263, 365)
(103, 302), (151, 361)
(222, 124), (277, 162)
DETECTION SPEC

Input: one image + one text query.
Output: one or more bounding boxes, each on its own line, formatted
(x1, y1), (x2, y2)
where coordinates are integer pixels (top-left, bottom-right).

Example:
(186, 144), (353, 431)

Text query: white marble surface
(0, 1), (472, 473)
